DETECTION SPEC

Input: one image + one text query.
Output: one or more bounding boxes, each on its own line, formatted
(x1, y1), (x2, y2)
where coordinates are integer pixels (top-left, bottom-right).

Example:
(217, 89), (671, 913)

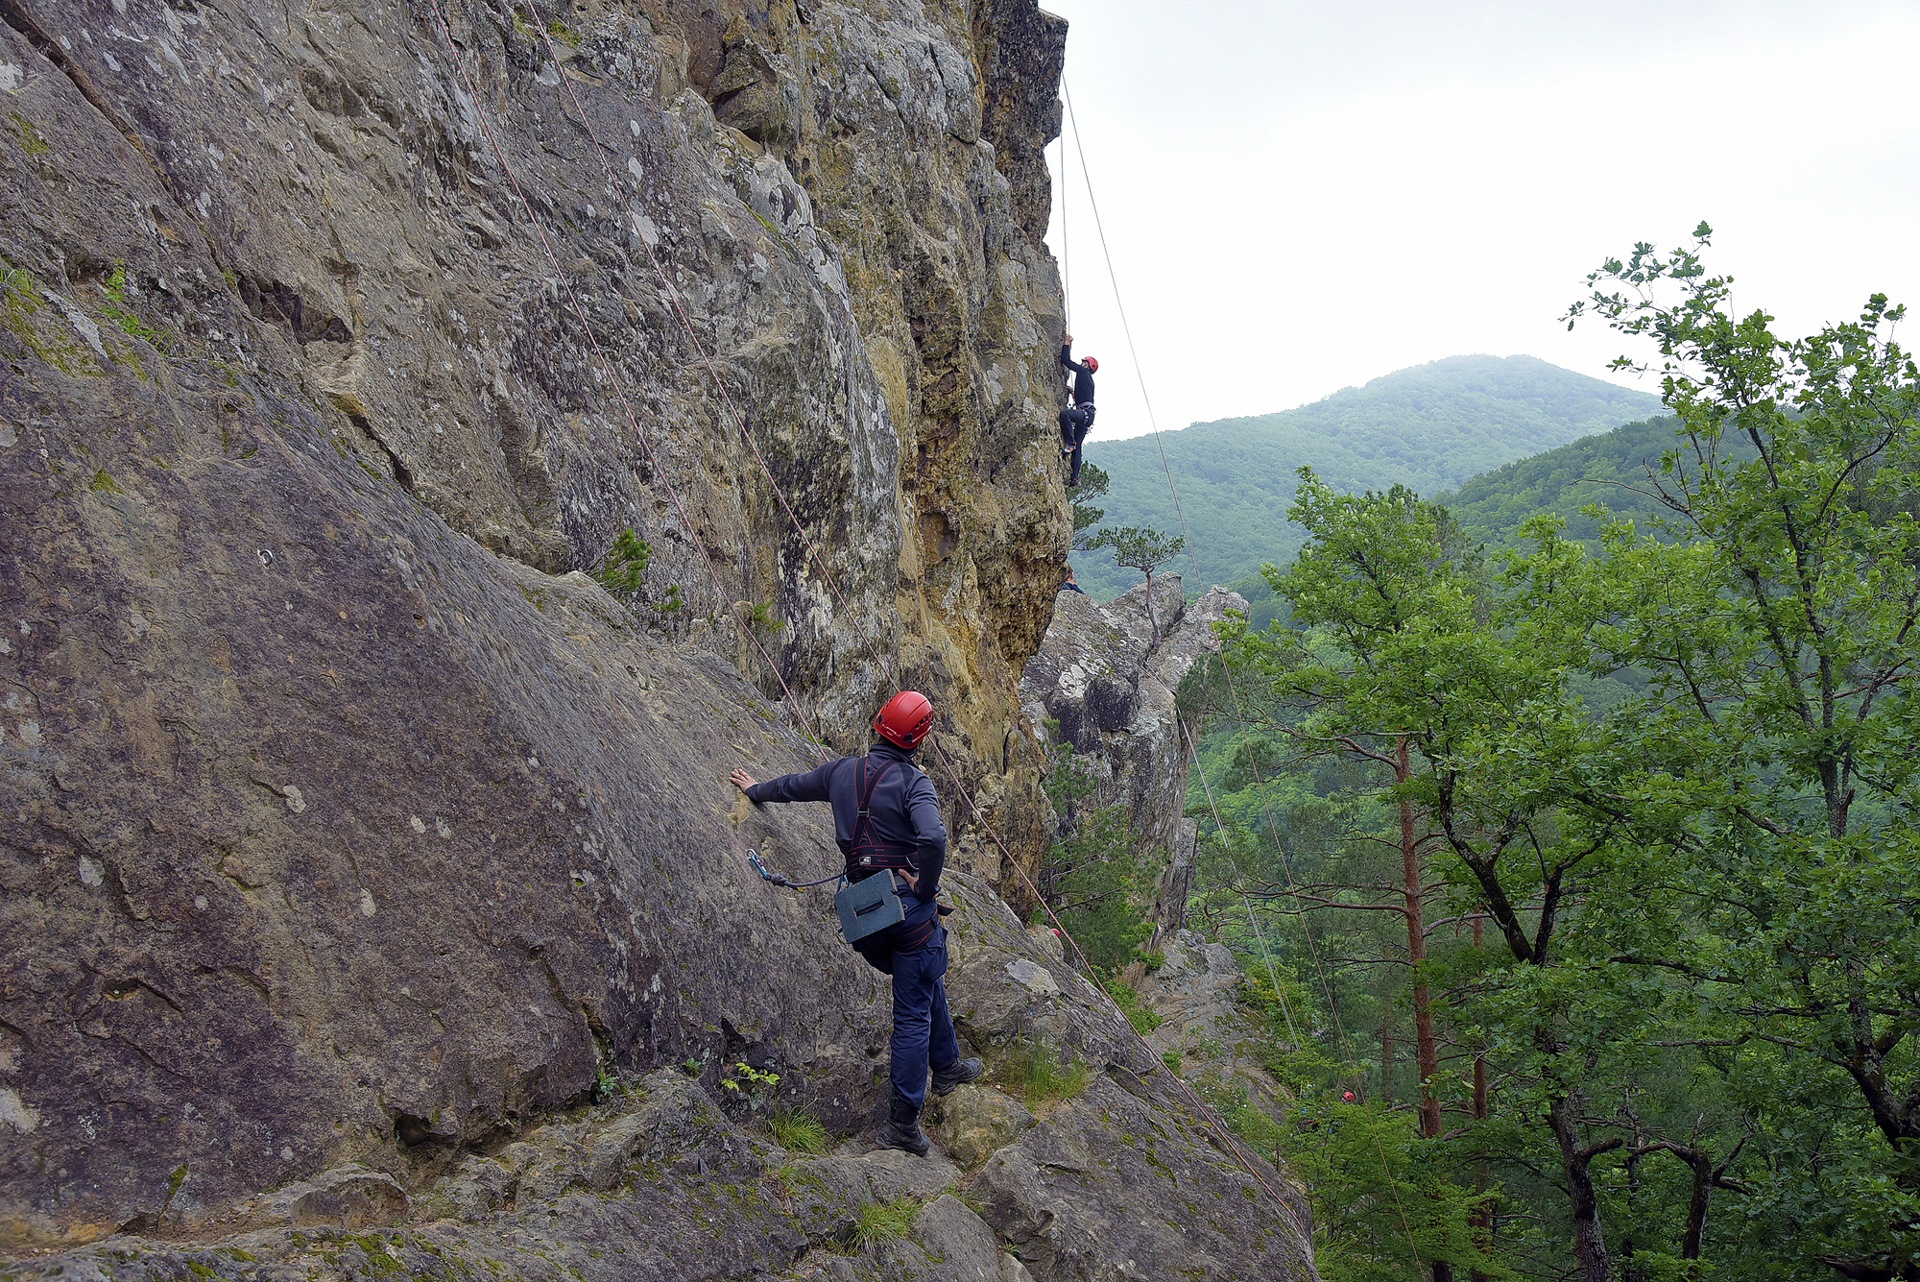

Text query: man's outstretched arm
(731, 760), (836, 804)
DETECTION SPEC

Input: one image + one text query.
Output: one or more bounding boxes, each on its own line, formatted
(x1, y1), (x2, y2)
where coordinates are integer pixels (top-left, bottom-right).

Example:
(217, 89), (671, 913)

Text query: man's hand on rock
(729, 769), (758, 795)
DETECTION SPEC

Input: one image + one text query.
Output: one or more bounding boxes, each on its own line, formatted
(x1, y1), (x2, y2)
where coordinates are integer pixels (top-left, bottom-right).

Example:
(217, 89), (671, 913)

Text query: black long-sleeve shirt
(745, 741), (948, 911)
(1060, 342), (1094, 406)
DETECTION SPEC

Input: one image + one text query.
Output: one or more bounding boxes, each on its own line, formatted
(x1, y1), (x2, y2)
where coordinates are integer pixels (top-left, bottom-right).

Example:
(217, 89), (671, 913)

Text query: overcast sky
(1043, 0), (1920, 440)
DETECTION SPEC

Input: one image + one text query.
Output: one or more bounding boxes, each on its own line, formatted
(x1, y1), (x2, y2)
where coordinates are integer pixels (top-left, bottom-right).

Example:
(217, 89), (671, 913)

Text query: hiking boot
(876, 1099), (931, 1156)
(931, 1056), (984, 1096)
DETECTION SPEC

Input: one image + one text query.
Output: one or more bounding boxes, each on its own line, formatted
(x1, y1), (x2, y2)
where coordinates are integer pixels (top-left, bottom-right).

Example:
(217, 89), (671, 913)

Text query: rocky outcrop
(0, 0), (1067, 877)
(0, 0), (1077, 1242)
(1018, 578), (1245, 934)
(1140, 929), (1297, 1119)
(0, 0), (1315, 1274)
(6, 876), (1316, 1282)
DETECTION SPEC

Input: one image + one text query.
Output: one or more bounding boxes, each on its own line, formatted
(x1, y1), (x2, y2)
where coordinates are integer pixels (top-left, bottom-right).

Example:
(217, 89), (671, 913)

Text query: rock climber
(1061, 565), (1086, 594)
(729, 691), (983, 1156)
(1059, 333), (1097, 487)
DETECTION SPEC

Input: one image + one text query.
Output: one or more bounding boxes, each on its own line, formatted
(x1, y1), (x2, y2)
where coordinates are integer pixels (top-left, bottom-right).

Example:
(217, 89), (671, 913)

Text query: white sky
(1043, 0), (1920, 440)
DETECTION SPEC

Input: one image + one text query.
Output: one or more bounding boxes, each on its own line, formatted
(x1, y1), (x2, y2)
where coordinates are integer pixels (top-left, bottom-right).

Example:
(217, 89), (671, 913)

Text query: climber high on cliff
(730, 691), (983, 1155)
(1059, 334), (1098, 488)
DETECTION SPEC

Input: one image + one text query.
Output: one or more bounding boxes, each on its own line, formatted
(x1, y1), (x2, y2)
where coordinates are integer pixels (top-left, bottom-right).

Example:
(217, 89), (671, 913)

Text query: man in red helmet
(729, 691), (982, 1155)
(1059, 333), (1098, 487)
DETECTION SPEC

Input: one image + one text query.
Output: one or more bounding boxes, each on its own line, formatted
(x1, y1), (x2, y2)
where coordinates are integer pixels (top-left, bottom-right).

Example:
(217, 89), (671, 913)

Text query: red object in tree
(1342, 1091), (1357, 1103)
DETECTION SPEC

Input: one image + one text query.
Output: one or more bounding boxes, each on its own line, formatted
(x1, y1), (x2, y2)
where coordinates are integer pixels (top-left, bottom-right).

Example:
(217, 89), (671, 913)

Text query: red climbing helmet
(1083, 356), (1099, 373)
(873, 690), (934, 751)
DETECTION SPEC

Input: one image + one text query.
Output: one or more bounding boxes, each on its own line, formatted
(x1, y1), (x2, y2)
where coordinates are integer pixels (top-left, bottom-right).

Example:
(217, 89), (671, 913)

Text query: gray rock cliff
(1019, 578), (1245, 936)
(0, 0), (1313, 1276)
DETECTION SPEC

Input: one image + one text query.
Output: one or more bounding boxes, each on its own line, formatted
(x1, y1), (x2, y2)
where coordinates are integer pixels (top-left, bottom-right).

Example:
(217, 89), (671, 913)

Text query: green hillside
(1074, 354), (1663, 599)
(1437, 412), (1728, 548)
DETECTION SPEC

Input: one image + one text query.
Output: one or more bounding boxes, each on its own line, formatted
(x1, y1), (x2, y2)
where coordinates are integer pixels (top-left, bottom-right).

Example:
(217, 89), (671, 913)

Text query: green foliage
(853, 1196), (920, 1248)
(1040, 739), (1155, 974)
(998, 1038), (1089, 1106)
(1268, 1090), (1510, 1282)
(1083, 523), (1184, 582)
(99, 263), (165, 345)
(1049, 806), (1154, 974)
(1078, 355), (1660, 599)
(1438, 412), (1738, 548)
(747, 599), (786, 633)
(1548, 228), (1920, 1277)
(594, 528), (651, 596)
(774, 1162), (824, 1199)
(1182, 236), (1920, 1280)
(1069, 461), (1110, 551)
(1106, 980), (1162, 1034)
(591, 1065), (619, 1103)
(768, 1107), (829, 1155)
(721, 1061), (779, 1094)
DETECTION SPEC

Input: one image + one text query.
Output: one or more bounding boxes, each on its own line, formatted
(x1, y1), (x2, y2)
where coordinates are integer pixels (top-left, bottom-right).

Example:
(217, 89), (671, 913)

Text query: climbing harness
(848, 758), (921, 878)
(743, 756), (923, 947)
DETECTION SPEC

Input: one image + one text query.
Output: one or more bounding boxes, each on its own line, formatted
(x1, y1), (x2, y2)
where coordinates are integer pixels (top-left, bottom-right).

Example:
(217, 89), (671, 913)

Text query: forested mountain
(1171, 243), (1920, 1281)
(1438, 411), (1766, 548)
(1075, 354), (1662, 598)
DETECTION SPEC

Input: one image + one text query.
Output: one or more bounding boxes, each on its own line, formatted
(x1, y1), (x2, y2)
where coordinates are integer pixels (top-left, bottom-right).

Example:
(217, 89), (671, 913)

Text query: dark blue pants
(854, 924), (960, 1112)
(1059, 405), (1094, 486)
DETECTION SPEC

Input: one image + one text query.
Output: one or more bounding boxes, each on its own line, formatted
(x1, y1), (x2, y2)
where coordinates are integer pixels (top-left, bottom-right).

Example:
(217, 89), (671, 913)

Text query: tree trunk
(1400, 737), (1442, 1141)
(1380, 1017), (1394, 1104)
(1400, 737), (1451, 1282)
(1550, 1094), (1615, 1282)
(1469, 914), (1493, 1282)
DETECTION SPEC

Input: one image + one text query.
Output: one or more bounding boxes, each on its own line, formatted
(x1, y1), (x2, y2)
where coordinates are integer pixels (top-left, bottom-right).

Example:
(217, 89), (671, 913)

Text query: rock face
(0, 0), (1314, 1275)
(1018, 577), (1245, 934)
(5, 878), (1316, 1282)
(0, 0), (1067, 874)
(1140, 929), (1297, 1119)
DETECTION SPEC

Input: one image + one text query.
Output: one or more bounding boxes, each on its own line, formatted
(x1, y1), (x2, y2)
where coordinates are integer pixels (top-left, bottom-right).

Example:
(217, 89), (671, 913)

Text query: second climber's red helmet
(873, 690), (934, 751)
(1083, 356), (1099, 373)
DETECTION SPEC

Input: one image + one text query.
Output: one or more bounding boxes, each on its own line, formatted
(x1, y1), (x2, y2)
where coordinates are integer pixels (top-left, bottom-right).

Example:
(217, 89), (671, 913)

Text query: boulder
(928, 1084), (1037, 1168)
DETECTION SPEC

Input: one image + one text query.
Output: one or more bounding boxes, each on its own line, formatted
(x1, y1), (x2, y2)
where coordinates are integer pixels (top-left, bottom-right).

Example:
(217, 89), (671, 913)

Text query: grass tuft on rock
(854, 1195), (919, 1248)
(768, 1107), (829, 1155)
(999, 1038), (1089, 1106)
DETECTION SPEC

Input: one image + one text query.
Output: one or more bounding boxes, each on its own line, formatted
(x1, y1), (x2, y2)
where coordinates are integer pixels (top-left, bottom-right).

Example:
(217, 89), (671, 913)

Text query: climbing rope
(421, 2), (1303, 1220)
(1057, 129), (1070, 334)
(1177, 710), (1303, 1052)
(1062, 77), (1424, 1252)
